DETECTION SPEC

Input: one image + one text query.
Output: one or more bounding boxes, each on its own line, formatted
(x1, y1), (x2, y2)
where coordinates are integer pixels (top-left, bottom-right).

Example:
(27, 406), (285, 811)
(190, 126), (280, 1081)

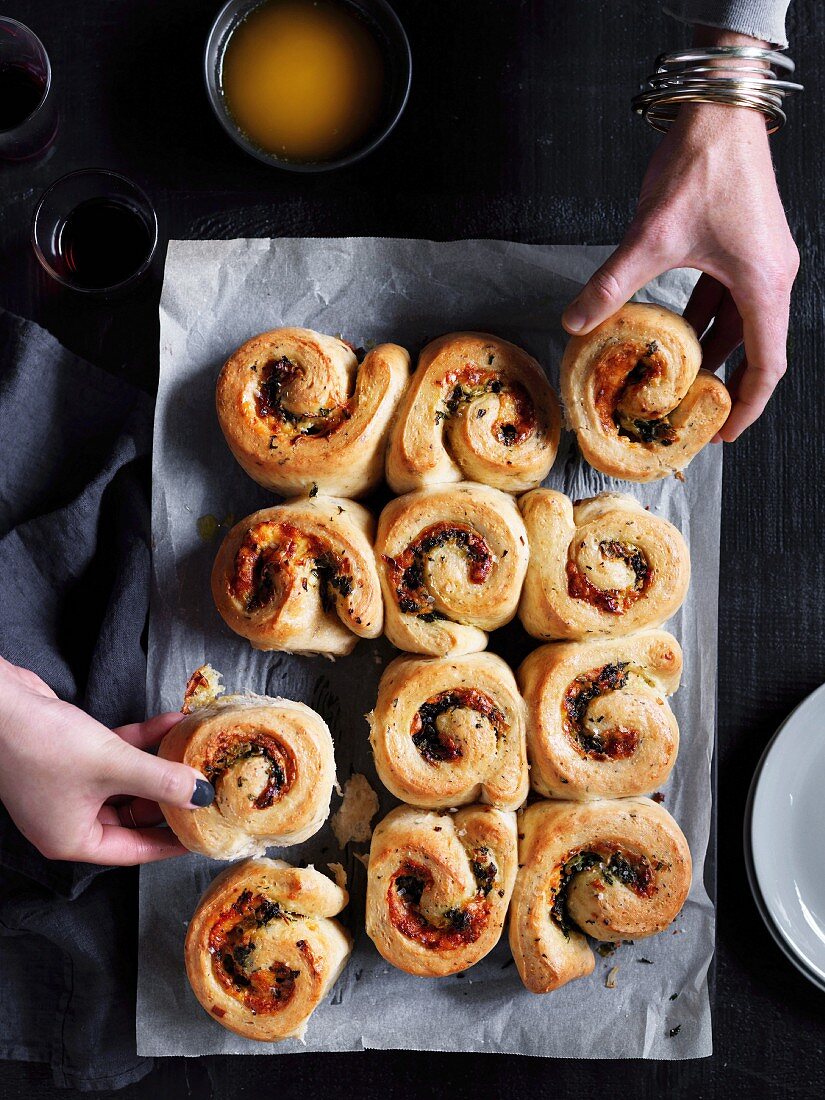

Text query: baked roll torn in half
(509, 798), (691, 993)
(518, 630), (681, 799)
(185, 857), (351, 1041)
(518, 490), (690, 641)
(369, 652), (529, 811)
(562, 302), (730, 482)
(212, 496), (383, 657)
(217, 327), (410, 499)
(159, 666), (336, 859)
(387, 331), (560, 494)
(365, 804), (517, 976)
(376, 482), (530, 656)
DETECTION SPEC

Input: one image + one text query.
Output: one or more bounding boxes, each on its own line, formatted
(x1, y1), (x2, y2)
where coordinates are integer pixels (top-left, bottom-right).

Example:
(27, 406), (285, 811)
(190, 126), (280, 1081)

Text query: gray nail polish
(191, 779), (215, 807)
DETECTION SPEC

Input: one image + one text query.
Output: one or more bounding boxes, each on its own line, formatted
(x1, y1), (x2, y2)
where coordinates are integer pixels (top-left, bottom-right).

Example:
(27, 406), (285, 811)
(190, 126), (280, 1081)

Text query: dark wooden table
(1, 1), (822, 1096)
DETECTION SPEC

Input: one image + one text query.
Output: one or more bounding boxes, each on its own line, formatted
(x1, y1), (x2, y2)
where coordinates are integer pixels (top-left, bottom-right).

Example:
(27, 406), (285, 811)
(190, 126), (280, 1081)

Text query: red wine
(56, 199), (153, 290)
(0, 65), (46, 129)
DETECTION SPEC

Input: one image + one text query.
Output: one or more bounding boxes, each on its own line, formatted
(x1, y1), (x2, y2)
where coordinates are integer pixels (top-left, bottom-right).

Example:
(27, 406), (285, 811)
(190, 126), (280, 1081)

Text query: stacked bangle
(632, 46), (802, 134)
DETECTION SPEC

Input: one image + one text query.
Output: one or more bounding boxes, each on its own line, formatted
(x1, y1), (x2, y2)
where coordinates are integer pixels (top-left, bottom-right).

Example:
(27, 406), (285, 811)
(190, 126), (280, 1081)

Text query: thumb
(101, 739), (215, 809)
(562, 237), (664, 336)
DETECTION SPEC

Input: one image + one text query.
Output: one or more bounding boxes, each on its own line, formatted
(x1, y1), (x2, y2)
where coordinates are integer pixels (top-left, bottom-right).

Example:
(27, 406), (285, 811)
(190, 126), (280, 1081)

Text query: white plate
(745, 681), (825, 992)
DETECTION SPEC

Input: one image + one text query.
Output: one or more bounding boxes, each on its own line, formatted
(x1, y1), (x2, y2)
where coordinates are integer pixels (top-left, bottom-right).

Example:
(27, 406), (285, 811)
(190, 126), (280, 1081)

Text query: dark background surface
(1, 0), (823, 1097)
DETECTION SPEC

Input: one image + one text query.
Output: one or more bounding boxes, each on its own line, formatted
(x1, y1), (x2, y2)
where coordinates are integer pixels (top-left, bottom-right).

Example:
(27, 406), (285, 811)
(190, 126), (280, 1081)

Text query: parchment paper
(138, 238), (717, 1060)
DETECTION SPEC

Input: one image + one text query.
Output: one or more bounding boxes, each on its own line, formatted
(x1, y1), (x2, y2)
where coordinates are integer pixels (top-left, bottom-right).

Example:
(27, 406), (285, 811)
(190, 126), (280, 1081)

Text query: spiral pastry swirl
(365, 805), (517, 976)
(217, 327), (410, 499)
(185, 858), (351, 1041)
(509, 798), (691, 993)
(518, 490), (690, 641)
(386, 332), (560, 494)
(211, 496), (383, 657)
(562, 303), (730, 482)
(376, 483), (530, 656)
(159, 685), (336, 859)
(517, 631), (681, 799)
(368, 652), (529, 811)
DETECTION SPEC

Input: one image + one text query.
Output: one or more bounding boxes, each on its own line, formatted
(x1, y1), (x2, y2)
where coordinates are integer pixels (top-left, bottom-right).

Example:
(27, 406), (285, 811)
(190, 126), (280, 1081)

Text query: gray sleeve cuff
(663, 1), (790, 47)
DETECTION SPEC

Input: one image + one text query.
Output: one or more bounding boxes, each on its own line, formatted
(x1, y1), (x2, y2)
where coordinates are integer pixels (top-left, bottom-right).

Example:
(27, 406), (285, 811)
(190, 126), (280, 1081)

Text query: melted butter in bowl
(208, 0), (410, 170)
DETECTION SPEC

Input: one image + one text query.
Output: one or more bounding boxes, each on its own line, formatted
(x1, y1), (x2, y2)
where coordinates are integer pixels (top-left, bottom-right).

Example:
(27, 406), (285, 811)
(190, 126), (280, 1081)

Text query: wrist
(633, 31), (798, 136)
(672, 100), (770, 142)
(692, 25), (769, 50)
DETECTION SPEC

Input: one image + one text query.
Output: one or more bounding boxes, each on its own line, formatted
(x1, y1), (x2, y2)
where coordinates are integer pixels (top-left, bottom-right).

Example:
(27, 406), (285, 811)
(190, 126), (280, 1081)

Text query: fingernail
(191, 779), (215, 807)
(563, 304), (587, 333)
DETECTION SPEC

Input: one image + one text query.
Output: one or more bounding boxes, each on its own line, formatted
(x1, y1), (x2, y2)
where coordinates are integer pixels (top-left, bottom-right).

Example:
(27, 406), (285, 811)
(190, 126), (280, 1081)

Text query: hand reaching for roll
(0, 655), (212, 865)
(562, 76), (798, 443)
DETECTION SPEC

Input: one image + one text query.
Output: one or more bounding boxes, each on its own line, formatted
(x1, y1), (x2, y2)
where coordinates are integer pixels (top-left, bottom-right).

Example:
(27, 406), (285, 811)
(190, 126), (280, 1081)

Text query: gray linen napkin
(0, 308), (154, 1090)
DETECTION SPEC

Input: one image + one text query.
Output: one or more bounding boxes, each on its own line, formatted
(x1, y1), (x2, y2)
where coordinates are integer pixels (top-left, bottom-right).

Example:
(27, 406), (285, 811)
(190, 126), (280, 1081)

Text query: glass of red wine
(32, 169), (159, 297)
(0, 18), (57, 161)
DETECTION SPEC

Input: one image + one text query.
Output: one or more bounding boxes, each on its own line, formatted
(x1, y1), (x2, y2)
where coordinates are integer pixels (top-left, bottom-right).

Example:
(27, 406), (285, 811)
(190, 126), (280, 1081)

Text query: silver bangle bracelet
(632, 46), (803, 134)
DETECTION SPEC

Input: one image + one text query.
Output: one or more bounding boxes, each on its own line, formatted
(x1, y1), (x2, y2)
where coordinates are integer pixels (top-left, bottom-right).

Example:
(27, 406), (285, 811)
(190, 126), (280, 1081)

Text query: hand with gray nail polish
(0, 654), (213, 866)
(561, 28), (799, 445)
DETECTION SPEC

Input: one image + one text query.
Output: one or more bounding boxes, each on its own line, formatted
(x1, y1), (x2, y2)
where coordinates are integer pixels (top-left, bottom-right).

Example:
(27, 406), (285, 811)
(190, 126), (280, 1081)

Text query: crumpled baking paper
(138, 237), (716, 1060)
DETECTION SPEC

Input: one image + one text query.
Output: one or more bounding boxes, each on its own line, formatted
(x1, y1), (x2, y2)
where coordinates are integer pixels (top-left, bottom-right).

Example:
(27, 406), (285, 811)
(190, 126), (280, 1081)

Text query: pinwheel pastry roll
(562, 302), (730, 481)
(212, 496), (383, 657)
(387, 331), (560, 494)
(376, 483), (530, 656)
(217, 327), (410, 499)
(517, 630), (681, 799)
(368, 652), (529, 811)
(365, 804), (517, 976)
(518, 490), (690, 640)
(509, 798), (691, 993)
(159, 667), (336, 858)
(185, 857), (351, 1041)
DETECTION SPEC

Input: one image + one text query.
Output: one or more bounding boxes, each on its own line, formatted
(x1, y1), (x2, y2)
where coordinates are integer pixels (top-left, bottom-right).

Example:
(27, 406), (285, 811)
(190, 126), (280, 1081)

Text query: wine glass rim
(31, 168), (160, 295)
(0, 17), (52, 134)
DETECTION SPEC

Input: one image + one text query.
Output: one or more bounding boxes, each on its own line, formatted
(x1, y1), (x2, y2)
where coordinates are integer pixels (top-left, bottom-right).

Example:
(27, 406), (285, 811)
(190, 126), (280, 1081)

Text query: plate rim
(744, 681), (825, 994)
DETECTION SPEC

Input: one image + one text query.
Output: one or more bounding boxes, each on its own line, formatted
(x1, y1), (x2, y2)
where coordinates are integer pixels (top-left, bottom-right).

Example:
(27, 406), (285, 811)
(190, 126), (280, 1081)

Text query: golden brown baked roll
(365, 804), (517, 976)
(386, 332), (560, 494)
(368, 652), (529, 811)
(561, 302), (730, 481)
(518, 490), (690, 640)
(216, 327), (410, 499)
(211, 496), (382, 657)
(159, 670), (336, 858)
(517, 631), (681, 799)
(376, 483), (530, 656)
(185, 858), (351, 1041)
(509, 798), (691, 993)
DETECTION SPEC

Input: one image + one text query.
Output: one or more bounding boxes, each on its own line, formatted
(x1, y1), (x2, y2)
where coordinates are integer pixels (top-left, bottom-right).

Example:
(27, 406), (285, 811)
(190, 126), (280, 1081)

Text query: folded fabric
(0, 308), (154, 1090)
(664, 0), (791, 47)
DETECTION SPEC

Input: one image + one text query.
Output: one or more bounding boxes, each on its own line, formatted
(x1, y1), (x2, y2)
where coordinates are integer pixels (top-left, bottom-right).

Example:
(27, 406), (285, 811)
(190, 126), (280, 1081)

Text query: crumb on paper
(674, 470), (686, 483)
(196, 512), (234, 542)
(182, 664), (224, 713)
(327, 862), (348, 889)
(606, 966), (619, 989)
(330, 773), (379, 848)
